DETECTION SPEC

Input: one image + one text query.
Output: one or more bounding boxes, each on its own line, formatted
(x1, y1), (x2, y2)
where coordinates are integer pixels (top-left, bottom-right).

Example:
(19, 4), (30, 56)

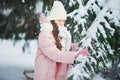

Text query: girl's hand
(75, 48), (89, 58)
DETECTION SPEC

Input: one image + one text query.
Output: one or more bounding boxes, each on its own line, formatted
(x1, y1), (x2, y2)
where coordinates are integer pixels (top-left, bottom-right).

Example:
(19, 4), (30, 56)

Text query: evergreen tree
(66, 0), (120, 80)
(0, 0), (40, 40)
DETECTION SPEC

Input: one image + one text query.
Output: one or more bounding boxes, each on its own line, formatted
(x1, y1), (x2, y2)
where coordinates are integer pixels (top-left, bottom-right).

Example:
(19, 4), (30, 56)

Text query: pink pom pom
(39, 13), (48, 23)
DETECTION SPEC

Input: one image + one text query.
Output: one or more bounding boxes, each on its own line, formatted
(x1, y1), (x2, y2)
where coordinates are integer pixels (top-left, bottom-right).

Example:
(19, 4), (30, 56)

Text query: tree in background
(0, 0), (41, 40)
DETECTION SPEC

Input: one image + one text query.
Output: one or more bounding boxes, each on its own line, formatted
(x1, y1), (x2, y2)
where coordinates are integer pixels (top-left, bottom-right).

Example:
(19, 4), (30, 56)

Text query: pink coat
(34, 31), (76, 80)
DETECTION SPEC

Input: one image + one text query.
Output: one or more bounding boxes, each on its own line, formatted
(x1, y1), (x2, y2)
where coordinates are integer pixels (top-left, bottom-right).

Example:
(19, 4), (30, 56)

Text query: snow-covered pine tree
(66, 0), (120, 80)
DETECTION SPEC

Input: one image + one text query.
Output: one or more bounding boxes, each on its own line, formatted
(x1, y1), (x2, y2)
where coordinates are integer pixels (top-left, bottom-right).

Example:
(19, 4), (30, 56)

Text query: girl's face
(54, 19), (65, 26)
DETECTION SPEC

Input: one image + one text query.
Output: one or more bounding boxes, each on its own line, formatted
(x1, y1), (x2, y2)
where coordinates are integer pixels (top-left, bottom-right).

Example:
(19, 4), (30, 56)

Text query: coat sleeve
(38, 31), (76, 64)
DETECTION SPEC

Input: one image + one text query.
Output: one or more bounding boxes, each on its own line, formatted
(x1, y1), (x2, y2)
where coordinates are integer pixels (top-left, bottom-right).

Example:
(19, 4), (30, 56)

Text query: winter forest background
(0, 0), (120, 80)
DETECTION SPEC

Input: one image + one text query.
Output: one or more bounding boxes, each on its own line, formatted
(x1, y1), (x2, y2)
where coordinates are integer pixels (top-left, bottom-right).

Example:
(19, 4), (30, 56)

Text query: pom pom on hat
(47, 1), (67, 20)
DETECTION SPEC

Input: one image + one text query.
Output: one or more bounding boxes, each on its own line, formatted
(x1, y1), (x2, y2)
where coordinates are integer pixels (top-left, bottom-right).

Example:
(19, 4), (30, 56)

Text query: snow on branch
(68, 0), (120, 80)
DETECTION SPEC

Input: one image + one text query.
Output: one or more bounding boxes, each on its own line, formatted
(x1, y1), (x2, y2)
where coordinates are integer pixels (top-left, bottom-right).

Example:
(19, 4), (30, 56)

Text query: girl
(34, 1), (88, 80)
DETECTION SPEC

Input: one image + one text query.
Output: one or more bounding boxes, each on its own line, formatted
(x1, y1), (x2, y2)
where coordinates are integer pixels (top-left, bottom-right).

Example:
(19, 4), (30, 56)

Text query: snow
(2, 9), (12, 16)
(0, 65), (26, 80)
(35, 1), (43, 14)
(93, 73), (106, 80)
(0, 39), (37, 66)
(0, 39), (37, 80)
(22, 0), (25, 3)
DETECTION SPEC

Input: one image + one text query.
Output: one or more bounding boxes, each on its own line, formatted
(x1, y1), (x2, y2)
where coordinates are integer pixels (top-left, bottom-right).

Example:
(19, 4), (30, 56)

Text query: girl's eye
(59, 20), (64, 22)
(59, 20), (62, 22)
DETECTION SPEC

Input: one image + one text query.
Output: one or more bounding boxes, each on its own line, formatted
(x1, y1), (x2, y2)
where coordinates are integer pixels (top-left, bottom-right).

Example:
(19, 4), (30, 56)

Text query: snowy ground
(0, 39), (37, 80)
(0, 39), (106, 80)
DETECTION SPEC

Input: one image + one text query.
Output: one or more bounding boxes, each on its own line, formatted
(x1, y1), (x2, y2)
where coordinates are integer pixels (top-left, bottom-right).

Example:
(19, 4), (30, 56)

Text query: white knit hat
(47, 1), (67, 20)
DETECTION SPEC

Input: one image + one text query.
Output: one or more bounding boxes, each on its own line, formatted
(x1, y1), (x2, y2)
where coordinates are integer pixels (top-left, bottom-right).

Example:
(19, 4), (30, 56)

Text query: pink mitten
(39, 13), (48, 23)
(75, 48), (89, 58)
